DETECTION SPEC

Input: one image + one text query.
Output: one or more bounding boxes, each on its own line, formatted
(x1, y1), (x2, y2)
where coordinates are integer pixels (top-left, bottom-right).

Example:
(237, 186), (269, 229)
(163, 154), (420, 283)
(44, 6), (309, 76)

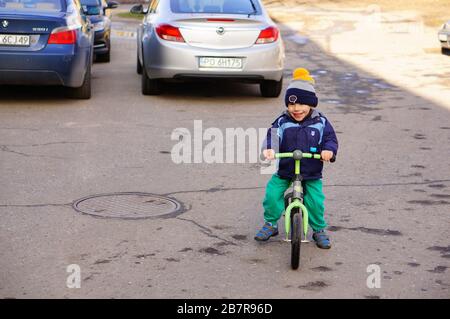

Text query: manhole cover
(72, 192), (183, 220)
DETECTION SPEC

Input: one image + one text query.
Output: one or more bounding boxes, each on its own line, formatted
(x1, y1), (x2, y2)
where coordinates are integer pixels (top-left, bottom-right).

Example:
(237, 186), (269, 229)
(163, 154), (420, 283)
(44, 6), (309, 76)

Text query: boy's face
(287, 103), (311, 122)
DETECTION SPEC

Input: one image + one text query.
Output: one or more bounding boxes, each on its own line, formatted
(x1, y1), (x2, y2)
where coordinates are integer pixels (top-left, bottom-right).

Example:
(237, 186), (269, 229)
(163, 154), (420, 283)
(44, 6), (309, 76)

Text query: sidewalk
(264, 0), (450, 111)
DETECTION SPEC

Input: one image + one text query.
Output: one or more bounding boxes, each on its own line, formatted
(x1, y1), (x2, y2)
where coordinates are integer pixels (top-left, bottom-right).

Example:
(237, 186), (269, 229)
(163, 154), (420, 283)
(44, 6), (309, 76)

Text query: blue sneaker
(254, 222), (279, 241)
(313, 229), (331, 249)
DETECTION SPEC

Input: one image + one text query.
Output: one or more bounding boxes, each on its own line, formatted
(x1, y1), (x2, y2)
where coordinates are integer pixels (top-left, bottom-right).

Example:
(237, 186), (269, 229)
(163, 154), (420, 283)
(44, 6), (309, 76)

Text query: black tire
(137, 51), (143, 74)
(291, 209), (301, 270)
(260, 78), (283, 97)
(142, 65), (162, 95)
(96, 39), (111, 63)
(67, 63), (91, 99)
(96, 50), (110, 63)
(442, 47), (450, 55)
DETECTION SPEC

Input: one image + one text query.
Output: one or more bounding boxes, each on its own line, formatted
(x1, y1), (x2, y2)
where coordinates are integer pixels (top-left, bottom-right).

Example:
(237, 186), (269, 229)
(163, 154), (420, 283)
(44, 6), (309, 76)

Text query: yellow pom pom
(293, 68), (315, 84)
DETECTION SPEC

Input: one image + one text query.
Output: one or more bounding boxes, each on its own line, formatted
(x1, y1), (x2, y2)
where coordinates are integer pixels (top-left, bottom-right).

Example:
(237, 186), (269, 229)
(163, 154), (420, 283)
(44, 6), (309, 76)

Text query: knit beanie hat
(284, 68), (318, 107)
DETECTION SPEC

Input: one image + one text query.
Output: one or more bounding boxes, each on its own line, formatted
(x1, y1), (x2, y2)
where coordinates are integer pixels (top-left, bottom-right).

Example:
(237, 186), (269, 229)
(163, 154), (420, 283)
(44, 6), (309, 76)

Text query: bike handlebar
(262, 150), (336, 162)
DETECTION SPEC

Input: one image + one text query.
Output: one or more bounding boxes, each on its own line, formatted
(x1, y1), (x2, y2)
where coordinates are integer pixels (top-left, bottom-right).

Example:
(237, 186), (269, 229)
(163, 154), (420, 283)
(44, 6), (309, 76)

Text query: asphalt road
(0, 10), (449, 299)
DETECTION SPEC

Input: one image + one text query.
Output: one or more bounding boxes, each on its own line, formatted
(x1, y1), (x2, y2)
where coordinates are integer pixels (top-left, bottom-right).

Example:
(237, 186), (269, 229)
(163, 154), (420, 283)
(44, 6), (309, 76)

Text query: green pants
(262, 174), (327, 232)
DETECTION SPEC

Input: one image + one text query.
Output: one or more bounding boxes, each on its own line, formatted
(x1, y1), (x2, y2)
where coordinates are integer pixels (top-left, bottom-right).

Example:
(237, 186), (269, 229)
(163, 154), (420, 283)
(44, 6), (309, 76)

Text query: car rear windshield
(80, 0), (101, 15)
(0, 0), (63, 12)
(170, 0), (262, 15)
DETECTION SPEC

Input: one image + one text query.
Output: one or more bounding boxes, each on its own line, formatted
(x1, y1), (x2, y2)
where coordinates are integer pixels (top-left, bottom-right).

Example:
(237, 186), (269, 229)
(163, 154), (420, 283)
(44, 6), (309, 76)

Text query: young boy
(255, 68), (338, 249)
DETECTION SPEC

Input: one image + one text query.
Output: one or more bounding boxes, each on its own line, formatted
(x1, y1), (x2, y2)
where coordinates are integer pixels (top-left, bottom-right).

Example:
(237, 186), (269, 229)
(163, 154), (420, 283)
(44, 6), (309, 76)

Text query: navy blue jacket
(263, 109), (338, 180)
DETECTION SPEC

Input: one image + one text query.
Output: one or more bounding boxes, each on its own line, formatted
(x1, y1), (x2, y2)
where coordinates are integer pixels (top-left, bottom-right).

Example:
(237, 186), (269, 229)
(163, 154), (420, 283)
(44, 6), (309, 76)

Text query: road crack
(163, 179), (450, 196)
(0, 203), (71, 208)
(0, 144), (70, 160)
(4, 141), (86, 148)
(176, 217), (238, 246)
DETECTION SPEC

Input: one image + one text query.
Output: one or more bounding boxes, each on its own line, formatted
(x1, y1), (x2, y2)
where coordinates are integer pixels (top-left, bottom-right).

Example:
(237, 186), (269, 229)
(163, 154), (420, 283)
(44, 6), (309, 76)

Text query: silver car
(438, 20), (450, 55)
(131, 0), (285, 96)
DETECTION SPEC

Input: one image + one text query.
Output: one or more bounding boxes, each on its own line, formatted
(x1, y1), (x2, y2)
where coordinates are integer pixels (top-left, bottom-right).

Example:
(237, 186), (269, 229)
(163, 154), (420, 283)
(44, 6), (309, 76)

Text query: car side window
(148, 0), (159, 14)
(66, 0), (85, 27)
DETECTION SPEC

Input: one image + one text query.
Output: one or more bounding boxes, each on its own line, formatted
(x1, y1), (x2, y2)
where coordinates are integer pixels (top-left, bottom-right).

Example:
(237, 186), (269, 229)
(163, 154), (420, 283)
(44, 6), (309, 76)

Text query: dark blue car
(0, 0), (94, 99)
(80, 0), (118, 63)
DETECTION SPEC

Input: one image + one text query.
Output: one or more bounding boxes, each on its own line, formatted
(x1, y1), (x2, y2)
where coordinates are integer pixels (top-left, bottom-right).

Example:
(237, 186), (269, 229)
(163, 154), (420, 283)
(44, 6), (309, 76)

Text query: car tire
(67, 63), (91, 99)
(442, 47), (450, 55)
(142, 66), (162, 95)
(260, 78), (283, 98)
(137, 51), (143, 74)
(96, 50), (110, 63)
(96, 39), (111, 63)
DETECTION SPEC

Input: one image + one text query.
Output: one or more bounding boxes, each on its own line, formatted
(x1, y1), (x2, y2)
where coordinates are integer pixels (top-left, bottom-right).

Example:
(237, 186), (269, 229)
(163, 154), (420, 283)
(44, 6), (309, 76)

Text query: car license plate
(199, 57), (243, 69)
(439, 33), (448, 42)
(0, 34), (31, 46)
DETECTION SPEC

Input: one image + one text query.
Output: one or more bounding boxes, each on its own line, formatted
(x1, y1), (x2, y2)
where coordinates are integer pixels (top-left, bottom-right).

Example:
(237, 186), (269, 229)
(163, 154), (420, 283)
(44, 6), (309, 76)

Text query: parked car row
(80, 0), (118, 62)
(0, 0), (285, 99)
(0, 0), (117, 99)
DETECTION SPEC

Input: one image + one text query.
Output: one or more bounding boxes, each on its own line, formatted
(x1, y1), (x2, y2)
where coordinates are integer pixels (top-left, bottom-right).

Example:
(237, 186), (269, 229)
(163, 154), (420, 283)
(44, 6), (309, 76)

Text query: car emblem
(216, 27), (225, 35)
(2, 20), (9, 28)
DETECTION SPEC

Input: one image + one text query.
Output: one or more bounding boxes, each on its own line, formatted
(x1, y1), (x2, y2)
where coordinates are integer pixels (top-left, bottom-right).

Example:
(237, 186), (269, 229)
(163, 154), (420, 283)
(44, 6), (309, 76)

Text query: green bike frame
(276, 152), (321, 241)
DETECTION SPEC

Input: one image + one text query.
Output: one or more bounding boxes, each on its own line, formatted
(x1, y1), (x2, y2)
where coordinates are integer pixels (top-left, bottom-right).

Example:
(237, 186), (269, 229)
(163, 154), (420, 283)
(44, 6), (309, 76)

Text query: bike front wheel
(290, 209), (301, 270)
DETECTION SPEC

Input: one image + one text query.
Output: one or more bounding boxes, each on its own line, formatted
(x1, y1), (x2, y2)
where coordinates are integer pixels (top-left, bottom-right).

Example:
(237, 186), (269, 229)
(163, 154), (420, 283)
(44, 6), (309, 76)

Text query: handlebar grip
(260, 152), (266, 161)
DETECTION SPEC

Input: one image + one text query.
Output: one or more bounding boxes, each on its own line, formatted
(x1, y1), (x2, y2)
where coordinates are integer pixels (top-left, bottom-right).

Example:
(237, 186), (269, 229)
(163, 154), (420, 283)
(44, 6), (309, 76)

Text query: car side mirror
(107, 1), (118, 9)
(130, 4), (145, 14)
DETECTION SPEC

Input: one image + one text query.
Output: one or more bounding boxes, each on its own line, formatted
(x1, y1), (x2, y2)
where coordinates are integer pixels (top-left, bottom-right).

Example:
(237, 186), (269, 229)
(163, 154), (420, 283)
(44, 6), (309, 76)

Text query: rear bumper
(0, 70), (64, 85)
(142, 35), (284, 81)
(0, 45), (90, 87)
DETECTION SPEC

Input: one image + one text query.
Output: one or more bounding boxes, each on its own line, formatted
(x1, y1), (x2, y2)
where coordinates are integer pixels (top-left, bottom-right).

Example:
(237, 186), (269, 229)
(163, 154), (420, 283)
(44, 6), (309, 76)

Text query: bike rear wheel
(290, 208), (301, 270)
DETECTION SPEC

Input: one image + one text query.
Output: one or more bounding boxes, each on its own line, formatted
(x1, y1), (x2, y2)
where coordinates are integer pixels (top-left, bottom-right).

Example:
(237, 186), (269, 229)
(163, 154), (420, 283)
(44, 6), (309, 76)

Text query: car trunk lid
(172, 15), (268, 49)
(0, 12), (68, 51)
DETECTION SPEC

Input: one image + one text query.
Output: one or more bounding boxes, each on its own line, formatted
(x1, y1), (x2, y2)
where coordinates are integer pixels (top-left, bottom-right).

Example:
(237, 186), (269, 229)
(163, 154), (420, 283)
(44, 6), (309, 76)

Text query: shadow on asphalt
(158, 80), (264, 97)
(0, 18), (449, 104)
(1, 17), (450, 299)
(0, 85), (67, 101)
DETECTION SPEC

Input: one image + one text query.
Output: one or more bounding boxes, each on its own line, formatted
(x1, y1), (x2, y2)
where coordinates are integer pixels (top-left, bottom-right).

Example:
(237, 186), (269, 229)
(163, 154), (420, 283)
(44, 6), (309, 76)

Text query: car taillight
(255, 26), (279, 44)
(48, 29), (76, 44)
(155, 24), (185, 42)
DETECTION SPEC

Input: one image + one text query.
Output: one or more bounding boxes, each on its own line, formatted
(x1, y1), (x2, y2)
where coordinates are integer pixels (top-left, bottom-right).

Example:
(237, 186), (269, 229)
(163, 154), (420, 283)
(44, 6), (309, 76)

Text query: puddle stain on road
(298, 281), (329, 291)
(407, 199), (450, 205)
(311, 266), (334, 272)
(328, 226), (402, 236)
(199, 247), (225, 256)
(427, 246), (450, 259)
(231, 234), (247, 241)
(427, 266), (448, 274)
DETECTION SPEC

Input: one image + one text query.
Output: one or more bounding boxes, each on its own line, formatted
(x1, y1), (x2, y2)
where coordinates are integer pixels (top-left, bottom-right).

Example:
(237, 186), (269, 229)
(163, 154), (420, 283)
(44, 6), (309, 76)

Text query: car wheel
(260, 78), (283, 98)
(96, 39), (111, 63)
(96, 50), (110, 63)
(137, 51), (143, 74)
(442, 47), (450, 55)
(67, 63), (91, 99)
(142, 66), (162, 95)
